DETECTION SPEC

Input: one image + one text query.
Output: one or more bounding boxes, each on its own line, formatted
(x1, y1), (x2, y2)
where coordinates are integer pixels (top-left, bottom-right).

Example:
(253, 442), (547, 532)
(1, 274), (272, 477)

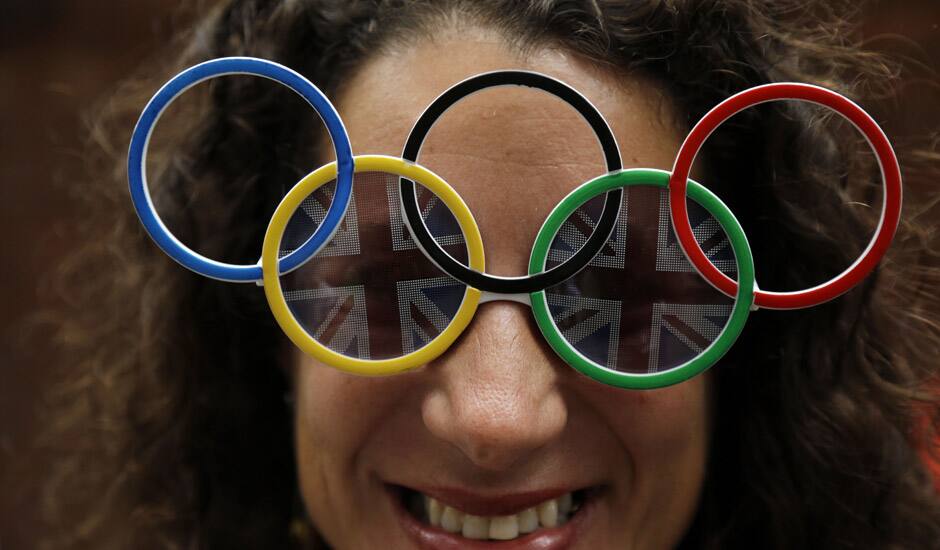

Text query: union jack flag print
(280, 172), (470, 361)
(279, 173), (735, 372)
(545, 186), (736, 374)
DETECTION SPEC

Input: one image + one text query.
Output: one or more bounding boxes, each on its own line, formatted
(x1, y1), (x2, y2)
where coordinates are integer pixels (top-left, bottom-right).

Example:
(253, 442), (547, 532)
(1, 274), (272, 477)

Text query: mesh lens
(543, 186), (737, 374)
(279, 172), (470, 360)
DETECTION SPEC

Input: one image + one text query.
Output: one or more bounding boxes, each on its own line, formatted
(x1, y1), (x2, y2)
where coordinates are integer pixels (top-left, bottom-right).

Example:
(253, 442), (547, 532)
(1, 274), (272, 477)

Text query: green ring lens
(528, 169), (755, 389)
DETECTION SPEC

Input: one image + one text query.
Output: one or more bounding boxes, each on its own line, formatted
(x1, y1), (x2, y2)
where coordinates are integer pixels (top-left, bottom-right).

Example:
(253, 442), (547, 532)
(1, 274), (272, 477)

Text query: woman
(44, 0), (940, 548)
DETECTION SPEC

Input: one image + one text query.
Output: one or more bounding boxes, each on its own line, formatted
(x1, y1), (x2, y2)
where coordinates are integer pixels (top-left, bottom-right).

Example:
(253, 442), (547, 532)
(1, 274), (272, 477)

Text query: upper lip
(395, 485), (583, 517)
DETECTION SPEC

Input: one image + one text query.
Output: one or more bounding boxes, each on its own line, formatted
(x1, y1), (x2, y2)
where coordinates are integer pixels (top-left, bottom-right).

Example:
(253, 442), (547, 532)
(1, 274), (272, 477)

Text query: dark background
(1, 1), (938, 548)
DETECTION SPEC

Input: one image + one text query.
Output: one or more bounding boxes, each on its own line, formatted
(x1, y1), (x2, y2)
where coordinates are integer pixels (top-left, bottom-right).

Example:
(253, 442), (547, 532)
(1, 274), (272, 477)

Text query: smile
(390, 485), (597, 548)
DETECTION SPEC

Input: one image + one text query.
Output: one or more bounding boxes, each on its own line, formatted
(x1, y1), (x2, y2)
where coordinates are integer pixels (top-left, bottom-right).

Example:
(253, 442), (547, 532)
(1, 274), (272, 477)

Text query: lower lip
(390, 488), (593, 550)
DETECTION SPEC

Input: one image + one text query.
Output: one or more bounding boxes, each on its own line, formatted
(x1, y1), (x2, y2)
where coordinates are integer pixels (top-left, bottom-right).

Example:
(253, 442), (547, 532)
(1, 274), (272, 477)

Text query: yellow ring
(262, 154), (485, 375)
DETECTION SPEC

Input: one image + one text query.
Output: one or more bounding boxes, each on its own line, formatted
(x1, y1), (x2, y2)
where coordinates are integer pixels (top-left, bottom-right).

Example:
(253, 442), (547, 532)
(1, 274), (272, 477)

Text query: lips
(412, 486), (581, 517)
(388, 484), (598, 549)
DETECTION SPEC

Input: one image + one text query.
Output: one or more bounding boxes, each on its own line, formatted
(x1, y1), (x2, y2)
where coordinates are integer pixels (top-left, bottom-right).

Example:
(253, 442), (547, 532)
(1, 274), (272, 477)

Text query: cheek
(296, 360), (381, 453)
(583, 374), (712, 545)
(624, 377), (710, 458)
(582, 372), (712, 486)
(293, 358), (417, 537)
(294, 355), (422, 445)
(293, 361), (359, 538)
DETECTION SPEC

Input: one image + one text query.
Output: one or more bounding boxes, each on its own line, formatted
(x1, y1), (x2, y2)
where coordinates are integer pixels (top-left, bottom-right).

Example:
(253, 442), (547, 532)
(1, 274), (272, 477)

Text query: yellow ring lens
(261, 155), (484, 375)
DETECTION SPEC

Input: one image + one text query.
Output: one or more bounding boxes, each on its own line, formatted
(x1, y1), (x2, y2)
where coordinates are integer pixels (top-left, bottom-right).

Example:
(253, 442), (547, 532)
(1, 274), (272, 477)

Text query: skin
(294, 28), (711, 550)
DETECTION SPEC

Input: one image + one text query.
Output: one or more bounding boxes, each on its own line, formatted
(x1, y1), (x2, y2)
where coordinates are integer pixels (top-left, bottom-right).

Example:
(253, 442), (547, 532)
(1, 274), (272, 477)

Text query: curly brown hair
(41, 0), (940, 548)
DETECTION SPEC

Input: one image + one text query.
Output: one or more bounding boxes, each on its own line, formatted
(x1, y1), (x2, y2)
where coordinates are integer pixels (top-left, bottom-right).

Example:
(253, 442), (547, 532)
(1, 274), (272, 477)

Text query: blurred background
(1, 1), (938, 548)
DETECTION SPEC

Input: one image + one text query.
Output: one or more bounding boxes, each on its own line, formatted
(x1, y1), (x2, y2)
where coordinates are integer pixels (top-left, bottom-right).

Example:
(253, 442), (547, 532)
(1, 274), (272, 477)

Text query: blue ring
(127, 57), (354, 282)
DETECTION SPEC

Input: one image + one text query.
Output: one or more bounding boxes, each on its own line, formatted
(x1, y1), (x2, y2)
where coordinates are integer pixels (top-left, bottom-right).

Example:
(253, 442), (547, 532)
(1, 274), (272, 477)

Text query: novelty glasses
(128, 57), (901, 389)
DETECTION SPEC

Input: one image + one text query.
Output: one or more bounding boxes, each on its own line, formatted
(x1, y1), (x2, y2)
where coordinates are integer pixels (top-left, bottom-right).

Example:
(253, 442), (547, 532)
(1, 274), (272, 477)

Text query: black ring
(400, 70), (623, 294)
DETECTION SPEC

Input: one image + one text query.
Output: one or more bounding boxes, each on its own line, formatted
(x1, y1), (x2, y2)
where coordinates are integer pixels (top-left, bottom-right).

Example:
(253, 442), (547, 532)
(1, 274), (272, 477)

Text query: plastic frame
(128, 57), (355, 282)
(530, 169), (755, 389)
(668, 83), (902, 310)
(400, 70), (623, 294)
(261, 155), (485, 375)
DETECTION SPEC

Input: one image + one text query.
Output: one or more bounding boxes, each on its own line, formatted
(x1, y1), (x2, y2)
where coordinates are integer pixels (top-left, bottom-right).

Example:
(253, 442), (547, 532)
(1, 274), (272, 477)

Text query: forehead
(329, 32), (686, 276)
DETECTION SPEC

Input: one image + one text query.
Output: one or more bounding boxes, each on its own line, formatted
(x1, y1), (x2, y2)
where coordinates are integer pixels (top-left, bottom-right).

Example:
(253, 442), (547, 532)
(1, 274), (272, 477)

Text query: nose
(421, 302), (568, 471)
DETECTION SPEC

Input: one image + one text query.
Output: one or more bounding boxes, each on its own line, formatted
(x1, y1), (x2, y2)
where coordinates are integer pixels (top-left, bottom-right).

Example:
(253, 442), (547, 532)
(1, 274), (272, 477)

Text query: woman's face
(294, 31), (711, 550)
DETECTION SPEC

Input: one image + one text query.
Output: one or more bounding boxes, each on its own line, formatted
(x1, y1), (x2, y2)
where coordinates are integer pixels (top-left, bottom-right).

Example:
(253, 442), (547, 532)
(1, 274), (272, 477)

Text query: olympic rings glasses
(128, 57), (901, 390)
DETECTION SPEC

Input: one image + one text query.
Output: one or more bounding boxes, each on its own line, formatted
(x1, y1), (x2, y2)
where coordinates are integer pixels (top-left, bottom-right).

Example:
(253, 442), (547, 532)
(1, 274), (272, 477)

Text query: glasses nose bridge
(478, 290), (533, 307)
(457, 291), (558, 377)
(458, 292), (544, 361)
(436, 296), (562, 404)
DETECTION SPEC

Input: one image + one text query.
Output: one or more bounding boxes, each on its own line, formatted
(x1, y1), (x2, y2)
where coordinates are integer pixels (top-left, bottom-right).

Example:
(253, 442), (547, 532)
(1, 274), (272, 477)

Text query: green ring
(528, 169), (755, 389)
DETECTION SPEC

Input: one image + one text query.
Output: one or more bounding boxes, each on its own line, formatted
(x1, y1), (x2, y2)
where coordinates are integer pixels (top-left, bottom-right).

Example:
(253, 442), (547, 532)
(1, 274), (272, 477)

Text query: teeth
(440, 506), (463, 533)
(420, 492), (578, 541)
(462, 515), (489, 539)
(489, 515), (519, 540)
(537, 499), (559, 528)
(518, 507), (538, 533)
(427, 497), (443, 526)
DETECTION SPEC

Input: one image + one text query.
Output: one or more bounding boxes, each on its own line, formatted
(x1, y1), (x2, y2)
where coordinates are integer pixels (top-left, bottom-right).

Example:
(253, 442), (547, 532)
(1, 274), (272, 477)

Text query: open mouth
(390, 484), (597, 547)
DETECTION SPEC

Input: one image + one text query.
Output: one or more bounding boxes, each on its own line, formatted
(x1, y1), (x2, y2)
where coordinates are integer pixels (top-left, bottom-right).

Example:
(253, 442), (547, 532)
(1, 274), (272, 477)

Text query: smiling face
(292, 29), (711, 550)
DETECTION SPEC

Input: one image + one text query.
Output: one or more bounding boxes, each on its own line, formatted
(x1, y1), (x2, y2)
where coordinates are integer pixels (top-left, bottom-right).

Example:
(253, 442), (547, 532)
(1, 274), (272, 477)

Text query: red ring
(668, 83), (902, 310)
